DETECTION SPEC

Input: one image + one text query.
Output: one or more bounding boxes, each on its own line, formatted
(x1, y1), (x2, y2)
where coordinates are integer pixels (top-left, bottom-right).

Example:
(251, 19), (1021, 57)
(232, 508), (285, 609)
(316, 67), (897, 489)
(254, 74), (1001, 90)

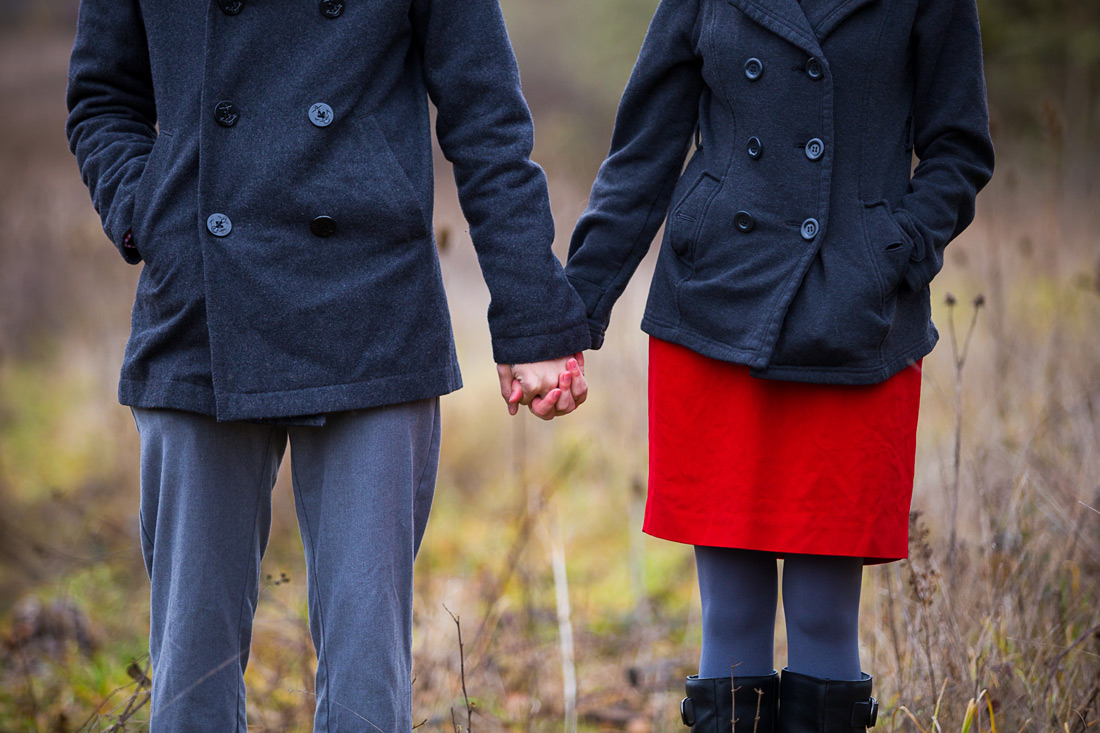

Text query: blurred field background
(1, 0), (1098, 731)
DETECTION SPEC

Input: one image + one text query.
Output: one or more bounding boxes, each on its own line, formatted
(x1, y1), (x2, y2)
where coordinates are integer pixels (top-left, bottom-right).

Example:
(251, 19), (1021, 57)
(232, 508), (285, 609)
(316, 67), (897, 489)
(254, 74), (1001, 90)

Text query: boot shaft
(777, 668), (878, 732)
(682, 672), (780, 733)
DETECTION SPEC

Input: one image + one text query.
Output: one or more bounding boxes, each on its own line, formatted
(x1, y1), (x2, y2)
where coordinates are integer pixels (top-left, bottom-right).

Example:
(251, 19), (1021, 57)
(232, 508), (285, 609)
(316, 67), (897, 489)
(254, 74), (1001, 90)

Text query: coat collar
(802, 0), (881, 40)
(726, 0), (822, 57)
(726, 0), (881, 55)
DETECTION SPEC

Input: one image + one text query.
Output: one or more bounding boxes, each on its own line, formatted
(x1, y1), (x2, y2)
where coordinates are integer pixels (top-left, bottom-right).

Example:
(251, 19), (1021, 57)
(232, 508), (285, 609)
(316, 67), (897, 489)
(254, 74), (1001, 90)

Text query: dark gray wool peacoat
(565, 0), (996, 385)
(66, 0), (590, 421)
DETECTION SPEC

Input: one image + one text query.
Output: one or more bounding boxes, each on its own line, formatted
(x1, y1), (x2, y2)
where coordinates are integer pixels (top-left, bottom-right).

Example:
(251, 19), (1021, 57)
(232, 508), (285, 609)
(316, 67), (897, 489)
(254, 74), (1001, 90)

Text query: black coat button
(805, 138), (824, 160)
(805, 57), (824, 79)
(219, 0), (244, 15)
(735, 211), (755, 233)
(744, 57), (763, 80)
(800, 218), (819, 240)
(311, 216), (337, 237)
(319, 0), (344, 18)
(214, 101), (240, 127)
(747, 136), (763, 159)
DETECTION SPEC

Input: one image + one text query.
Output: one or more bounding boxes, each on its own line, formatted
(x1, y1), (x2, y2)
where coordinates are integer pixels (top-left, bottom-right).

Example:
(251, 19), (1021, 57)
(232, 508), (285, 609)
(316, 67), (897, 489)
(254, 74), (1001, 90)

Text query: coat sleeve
(410, 0), (590, 365)
(894, 0), (995, 293)
(66, 0), (158, 265)
(563, 0), (704, 349)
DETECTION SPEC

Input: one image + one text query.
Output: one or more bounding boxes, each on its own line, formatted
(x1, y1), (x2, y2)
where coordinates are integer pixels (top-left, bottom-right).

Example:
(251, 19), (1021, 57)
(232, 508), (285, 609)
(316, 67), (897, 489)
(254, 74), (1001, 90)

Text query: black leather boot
(681, 672), (779, 732)
(777, 668), (879, 732)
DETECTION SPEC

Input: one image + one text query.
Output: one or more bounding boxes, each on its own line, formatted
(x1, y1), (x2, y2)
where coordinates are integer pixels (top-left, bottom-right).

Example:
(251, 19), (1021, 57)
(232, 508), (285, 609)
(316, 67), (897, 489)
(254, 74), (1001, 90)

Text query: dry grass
(1, 22), (1098, 733)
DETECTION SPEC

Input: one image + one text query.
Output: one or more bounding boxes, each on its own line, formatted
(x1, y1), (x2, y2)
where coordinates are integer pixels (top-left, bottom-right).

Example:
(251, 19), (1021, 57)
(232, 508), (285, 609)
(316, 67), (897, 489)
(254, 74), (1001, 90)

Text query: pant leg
(133, 408), (286, 733)
(287, 398), (441, 733)
(694, 546), (779, 678)
(781, 553), (864, 680)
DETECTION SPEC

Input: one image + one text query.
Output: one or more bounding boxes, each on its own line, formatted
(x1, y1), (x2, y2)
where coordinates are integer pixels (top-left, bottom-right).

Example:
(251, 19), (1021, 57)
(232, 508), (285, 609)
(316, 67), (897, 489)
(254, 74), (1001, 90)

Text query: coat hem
(641, 316), (762, 366)
(641, 316), (937, 385)
(120, 378), (217, 417)
(120, 362), (463, 422)
(753, 335), (935, 384)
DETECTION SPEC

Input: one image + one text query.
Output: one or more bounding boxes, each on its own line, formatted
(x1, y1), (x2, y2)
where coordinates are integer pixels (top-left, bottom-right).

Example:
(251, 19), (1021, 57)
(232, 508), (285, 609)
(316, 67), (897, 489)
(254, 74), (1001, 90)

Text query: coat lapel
(801, 0), (881, 41)
(726, 0), (822, 58)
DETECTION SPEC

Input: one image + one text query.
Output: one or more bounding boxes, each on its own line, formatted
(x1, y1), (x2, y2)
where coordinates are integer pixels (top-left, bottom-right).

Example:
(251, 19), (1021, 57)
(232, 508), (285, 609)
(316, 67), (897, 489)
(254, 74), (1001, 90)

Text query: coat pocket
(129, 130), (174, 258)
(668, 172), (720, 259)
(861, 200), (914, 300)
(353, 114), (431, 242)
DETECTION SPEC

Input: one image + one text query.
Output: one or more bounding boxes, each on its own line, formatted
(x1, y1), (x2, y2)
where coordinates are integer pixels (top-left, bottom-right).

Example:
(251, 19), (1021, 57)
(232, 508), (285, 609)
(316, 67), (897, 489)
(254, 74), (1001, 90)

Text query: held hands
(496, 353), (588, 421)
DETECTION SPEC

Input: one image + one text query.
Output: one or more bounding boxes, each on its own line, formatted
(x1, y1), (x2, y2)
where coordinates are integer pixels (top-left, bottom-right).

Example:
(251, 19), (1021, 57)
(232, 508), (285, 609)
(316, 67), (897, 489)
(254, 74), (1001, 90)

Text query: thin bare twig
(286, 689), (386, 732)
(543, 513), (577, 733)
(74, 680), (141, 732)
(946, 293), (984, 569)
(113, 657), (151, 726)
(17, 647), (42, 733)
(1042, 622), (1100, 702)
(444, 604), (473, 732)
(730, 662), (742, 729)
(102, 693), (150, 733)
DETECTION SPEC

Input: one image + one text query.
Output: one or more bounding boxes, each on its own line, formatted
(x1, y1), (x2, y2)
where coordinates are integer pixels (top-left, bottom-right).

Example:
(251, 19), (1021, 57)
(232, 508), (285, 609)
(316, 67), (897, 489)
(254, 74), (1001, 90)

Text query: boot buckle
(852, 696), (879, 728)
(680, 697), (696, 726)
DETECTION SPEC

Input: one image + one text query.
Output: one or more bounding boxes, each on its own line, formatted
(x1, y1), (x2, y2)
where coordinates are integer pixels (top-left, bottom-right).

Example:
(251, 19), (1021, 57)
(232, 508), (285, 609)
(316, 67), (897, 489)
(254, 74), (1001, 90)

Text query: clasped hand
(496, 353), (588, 421)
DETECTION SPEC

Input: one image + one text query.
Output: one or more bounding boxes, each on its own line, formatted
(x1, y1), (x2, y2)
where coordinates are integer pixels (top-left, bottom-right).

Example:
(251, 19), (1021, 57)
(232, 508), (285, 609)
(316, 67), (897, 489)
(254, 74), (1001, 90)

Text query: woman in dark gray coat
(566, 0), (994, 730)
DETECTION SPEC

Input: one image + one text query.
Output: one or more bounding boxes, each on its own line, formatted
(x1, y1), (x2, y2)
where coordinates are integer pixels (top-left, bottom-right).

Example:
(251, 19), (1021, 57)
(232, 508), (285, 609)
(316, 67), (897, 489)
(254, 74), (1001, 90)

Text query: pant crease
(290, 451), (331, 728)
(231, 424), (278, 733)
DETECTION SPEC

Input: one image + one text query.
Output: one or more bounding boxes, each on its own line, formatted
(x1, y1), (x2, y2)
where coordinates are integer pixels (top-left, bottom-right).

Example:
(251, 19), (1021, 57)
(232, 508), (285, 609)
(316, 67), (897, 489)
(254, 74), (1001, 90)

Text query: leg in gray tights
(695, 546), (778, 678)
(694, 547), (863, 681)
(781, 553), (863, 680)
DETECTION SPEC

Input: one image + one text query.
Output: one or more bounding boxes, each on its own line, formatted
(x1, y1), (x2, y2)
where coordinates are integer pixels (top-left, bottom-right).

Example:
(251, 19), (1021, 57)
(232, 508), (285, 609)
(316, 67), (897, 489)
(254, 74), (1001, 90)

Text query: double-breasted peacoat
(66, 0), (589, 421)
(565, 0), (995, 384)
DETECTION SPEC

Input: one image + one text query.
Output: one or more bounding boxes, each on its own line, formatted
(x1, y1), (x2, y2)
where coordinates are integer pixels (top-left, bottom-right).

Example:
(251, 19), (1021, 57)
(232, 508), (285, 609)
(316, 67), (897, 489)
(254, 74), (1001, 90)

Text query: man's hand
(497, 353), (588, 420)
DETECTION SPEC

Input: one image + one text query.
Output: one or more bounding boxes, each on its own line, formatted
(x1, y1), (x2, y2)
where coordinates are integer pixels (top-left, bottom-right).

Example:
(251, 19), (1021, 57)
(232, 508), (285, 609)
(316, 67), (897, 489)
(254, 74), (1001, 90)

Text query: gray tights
(694, 546), (863, 680)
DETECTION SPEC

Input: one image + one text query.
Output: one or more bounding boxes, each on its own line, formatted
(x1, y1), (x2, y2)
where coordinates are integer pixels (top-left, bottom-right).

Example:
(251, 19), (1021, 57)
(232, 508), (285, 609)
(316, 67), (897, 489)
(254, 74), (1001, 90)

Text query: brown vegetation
(1, 3), (1099, 729)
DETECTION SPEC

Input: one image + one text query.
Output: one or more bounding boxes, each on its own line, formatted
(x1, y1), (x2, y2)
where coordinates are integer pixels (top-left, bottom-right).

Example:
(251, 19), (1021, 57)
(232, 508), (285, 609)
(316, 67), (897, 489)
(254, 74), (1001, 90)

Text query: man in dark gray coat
(66, 0), (590, 729)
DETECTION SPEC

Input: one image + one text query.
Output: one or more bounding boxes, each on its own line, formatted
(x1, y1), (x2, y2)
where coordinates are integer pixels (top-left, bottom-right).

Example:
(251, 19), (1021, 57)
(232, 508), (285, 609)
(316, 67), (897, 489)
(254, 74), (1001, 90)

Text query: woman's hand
(497, 353), (588, 420)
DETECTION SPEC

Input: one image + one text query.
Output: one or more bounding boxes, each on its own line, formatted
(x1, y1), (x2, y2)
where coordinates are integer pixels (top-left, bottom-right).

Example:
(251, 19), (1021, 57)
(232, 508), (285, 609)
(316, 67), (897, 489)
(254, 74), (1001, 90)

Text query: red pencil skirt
(644, 337), (922, 564)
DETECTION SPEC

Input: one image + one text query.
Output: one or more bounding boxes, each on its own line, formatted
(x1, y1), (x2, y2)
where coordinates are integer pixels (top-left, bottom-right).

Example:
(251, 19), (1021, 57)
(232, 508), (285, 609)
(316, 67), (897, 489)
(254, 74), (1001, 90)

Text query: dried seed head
(973, 293), (986, 308)
(945, 293), (957, 307)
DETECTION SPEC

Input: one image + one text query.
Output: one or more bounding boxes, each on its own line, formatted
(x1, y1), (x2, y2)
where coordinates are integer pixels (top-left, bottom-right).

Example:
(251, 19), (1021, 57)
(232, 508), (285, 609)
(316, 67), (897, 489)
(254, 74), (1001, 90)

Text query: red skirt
(645, 337), (922, 564)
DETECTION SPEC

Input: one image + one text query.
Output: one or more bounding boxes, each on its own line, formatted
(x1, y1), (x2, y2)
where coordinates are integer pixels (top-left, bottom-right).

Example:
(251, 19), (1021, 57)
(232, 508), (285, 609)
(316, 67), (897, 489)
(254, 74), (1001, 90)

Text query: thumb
(508, 380), (522, 415)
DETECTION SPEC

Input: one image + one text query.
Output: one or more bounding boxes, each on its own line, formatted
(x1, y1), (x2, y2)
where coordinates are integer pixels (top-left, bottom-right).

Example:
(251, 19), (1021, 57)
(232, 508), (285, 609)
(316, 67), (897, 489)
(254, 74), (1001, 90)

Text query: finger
(566, 361), (587, 403)
(573, 352), (585, 373)
(516, 380), (538, 406)
(497, 364), (514, 402)
(558, 370), (572, 392)
(571, 370), (588, 406)
(554, 384), (576, 415)
(508, 380), (523, 415)
(530, 389), (561, 420)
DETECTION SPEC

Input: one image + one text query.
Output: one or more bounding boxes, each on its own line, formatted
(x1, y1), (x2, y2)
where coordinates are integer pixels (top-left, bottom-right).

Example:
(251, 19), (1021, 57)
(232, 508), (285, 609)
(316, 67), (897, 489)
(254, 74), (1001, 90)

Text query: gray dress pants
(132, 399), (441, 732)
